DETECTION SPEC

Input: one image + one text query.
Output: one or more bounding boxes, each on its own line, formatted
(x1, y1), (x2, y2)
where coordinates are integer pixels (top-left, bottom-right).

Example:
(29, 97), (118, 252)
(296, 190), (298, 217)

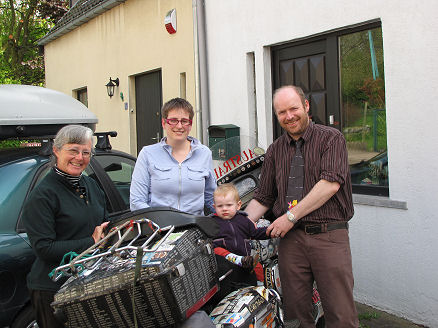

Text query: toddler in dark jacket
(212, 183), (269, 280)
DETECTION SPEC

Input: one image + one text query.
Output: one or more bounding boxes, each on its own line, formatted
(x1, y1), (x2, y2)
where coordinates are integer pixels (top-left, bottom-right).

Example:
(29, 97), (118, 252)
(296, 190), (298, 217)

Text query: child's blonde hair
(214, 183), (240, 203)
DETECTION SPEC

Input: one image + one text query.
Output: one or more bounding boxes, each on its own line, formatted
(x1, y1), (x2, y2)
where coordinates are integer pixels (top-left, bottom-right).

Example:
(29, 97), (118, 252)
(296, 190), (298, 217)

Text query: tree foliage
(340, 28), (385, 110)
(0, 0), (68, 85)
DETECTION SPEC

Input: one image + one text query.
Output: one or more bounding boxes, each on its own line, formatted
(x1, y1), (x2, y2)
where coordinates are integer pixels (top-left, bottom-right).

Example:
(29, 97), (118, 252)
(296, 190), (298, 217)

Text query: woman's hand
(92, 221), (109, 243)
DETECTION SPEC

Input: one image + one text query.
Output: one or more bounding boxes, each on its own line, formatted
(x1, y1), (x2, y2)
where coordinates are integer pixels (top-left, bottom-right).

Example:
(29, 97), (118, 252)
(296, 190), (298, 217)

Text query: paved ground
(356, 302), (428, 328)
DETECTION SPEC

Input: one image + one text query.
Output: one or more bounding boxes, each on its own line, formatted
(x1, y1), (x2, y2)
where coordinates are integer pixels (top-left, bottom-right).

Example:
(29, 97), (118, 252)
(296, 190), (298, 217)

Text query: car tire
(11, 304), (37, 328)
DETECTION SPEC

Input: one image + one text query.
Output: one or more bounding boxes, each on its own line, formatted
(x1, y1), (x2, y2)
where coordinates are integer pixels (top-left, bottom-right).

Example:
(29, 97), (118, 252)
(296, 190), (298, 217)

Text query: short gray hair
(51, 125), (94, 165)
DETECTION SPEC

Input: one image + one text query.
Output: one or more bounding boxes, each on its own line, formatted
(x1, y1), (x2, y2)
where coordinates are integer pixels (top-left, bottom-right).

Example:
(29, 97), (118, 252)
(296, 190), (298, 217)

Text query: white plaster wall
(204, 0), (438, 326)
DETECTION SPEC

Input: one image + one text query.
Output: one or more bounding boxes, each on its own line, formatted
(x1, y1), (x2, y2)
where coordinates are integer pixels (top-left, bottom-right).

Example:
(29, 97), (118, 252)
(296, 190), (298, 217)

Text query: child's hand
(241, 254), (260, 270)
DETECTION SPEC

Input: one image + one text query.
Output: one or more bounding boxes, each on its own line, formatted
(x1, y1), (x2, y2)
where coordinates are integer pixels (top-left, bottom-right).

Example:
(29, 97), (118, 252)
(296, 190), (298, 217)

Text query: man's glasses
(165, 118), (192, 126)
(64, 148), (93, 158)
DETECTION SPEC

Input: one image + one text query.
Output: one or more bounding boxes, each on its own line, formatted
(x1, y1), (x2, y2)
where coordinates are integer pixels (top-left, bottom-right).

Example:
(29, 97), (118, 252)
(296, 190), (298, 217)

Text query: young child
(212, 183), (269, 281)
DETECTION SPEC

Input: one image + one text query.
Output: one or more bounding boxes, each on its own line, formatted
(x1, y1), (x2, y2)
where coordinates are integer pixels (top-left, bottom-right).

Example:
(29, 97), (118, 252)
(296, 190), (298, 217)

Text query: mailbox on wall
(208, 124), (240, 160)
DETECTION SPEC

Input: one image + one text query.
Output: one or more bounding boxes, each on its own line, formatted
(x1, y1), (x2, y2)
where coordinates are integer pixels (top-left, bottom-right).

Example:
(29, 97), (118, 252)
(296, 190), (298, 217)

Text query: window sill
(353, 194), (407, 210)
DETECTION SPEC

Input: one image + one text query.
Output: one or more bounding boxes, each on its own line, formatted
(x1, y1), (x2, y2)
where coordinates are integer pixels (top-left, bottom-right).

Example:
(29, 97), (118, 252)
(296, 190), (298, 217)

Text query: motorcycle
(208, 219), (324, 328)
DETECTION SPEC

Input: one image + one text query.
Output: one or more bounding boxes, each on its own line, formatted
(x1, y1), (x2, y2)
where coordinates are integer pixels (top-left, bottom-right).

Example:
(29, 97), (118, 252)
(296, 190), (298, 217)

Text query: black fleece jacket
(22, 169), (106, 291)
(212, 212), (269, 256)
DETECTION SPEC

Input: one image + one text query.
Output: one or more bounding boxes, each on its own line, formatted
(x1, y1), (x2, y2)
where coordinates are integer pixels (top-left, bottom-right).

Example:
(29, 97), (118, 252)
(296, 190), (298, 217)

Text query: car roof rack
(0, 84), (97, 140)
(1, 131), (117, 156)
(95, 131), (117, 151)
(39, 138), (54, 156)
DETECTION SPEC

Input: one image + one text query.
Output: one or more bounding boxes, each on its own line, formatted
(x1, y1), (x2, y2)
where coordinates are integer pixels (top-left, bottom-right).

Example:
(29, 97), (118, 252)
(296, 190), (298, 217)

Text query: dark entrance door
(272, 38), (340, 139)
(135, 70), (162, 154)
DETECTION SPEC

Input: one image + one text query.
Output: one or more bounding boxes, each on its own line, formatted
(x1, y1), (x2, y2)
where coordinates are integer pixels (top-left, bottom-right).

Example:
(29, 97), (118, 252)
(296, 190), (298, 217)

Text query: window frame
(90, 152), (136, 211)
(75, 87), (88, 107)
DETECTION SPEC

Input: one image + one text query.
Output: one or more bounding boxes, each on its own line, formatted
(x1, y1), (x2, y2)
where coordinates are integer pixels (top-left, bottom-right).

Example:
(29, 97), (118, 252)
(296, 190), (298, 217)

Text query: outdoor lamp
(106, 77), (119, 98)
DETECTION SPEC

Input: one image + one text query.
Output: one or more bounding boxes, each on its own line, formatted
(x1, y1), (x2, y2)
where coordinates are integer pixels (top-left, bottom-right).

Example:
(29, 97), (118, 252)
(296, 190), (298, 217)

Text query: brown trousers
(278, 228), (359, 328)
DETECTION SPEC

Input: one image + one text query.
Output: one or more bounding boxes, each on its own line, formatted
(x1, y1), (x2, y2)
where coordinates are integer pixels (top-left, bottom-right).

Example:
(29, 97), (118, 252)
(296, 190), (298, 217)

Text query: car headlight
(234, 176), (257, 197)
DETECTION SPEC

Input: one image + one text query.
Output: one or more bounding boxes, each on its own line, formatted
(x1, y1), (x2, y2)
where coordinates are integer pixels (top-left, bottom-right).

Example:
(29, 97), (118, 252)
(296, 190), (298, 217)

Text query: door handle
(151, 132), (160, 142)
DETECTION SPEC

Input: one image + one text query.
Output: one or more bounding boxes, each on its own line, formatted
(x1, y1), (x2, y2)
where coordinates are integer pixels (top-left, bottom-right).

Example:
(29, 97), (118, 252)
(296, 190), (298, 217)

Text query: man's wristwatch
(286, 211), (298, 225)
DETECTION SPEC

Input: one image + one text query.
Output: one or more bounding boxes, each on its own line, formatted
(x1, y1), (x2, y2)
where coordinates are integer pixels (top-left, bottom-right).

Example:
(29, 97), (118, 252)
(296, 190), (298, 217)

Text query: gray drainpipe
(192, 0), (210, 144)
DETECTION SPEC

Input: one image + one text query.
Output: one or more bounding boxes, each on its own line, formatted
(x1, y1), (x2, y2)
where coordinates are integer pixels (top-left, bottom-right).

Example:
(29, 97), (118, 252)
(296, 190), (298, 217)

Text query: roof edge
(38, 0), (126, 46)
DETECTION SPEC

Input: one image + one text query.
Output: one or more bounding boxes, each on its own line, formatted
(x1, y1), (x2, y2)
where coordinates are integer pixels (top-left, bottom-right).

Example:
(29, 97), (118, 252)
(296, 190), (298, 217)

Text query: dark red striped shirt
(254, 122), (354, 223)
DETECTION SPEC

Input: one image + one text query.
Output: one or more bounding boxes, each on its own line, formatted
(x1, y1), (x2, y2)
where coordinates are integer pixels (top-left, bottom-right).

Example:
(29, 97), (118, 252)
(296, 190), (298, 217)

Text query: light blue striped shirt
(130, 137), (216, 215)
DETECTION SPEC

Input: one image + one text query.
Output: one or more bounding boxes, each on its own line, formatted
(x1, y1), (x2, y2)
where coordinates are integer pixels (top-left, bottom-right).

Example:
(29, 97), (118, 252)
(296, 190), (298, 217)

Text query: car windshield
(0, 157), (47, 231)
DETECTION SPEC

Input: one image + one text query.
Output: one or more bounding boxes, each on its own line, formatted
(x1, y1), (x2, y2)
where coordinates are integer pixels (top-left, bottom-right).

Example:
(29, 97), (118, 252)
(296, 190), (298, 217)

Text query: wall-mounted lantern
(106, 77), (119, 98)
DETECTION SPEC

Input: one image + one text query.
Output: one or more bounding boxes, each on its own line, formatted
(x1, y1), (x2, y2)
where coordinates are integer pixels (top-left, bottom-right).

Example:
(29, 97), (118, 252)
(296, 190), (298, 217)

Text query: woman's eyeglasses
(165, 118), (192, 126)
(64, 148), (93, 158)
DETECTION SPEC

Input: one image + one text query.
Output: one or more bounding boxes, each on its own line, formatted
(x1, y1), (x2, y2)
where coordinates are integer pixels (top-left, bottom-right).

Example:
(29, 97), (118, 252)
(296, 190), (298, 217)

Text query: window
(1, 158), (45, 231)
(339, 27), (387, 195)
(272, 21), (387, 196)
(92, 155), (136, 208)
(76, 87), (88, 107)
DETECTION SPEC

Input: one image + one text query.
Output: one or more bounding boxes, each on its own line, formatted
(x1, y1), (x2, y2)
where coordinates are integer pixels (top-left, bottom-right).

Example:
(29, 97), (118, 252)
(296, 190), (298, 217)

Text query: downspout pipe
(192, 0), (210, 144)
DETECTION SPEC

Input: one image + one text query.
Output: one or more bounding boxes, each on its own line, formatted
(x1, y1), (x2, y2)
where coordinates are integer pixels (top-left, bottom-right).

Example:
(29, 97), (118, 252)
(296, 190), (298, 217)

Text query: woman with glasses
(22, 125), (108, 328)
(130, 97), (216, 215)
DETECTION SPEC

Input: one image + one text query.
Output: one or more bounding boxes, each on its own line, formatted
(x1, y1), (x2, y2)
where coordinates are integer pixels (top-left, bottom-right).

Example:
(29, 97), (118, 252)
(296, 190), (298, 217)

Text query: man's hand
(245, 199), (269, 224)
(266, 214), (294, 238)
(266, 179), (341, 239)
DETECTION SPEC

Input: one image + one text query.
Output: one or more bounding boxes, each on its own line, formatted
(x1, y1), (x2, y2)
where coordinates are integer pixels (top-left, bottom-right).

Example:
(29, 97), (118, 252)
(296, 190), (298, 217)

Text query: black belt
(296, 222), (348, 235)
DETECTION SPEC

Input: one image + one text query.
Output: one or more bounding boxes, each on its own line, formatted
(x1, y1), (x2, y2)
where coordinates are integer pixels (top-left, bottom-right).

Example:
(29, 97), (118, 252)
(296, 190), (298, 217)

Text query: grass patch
(358, 311), (380, 328)
(359, 311), (380, 321)
(344, 108), (387, 153)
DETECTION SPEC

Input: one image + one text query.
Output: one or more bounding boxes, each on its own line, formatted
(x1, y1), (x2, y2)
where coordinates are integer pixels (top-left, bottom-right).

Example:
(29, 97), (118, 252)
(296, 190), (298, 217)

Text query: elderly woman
(130, 97), (216, 215)
(21, 125), (108, 328)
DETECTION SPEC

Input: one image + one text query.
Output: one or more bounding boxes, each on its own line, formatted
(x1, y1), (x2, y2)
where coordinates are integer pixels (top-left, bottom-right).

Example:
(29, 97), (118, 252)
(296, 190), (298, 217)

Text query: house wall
(204, 0), (438, 326)
(44, 0), (196, 154)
